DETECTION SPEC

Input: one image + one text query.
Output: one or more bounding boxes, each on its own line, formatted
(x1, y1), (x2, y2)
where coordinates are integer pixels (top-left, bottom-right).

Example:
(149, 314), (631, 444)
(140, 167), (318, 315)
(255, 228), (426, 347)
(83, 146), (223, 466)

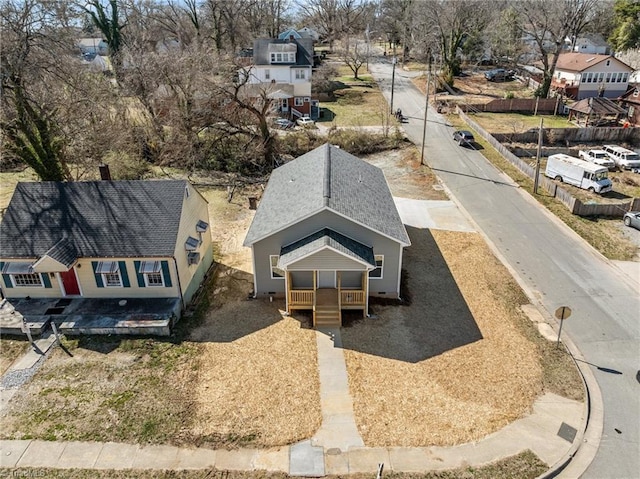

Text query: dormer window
(271, 52), (295, 63)
(185, 236), (199, 251)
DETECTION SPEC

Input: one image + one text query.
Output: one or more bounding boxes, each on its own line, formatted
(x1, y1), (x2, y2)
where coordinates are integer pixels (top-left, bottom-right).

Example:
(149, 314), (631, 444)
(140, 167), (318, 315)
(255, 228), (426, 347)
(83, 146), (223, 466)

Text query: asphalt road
(369, 57), (640, 478)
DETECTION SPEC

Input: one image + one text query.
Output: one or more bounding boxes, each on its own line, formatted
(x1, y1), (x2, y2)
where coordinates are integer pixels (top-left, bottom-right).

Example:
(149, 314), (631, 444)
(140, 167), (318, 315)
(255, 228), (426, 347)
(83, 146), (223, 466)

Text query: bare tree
(515, 0), (599, 98)
(341, 42), (367, 79)
(84, 0), (127, 77)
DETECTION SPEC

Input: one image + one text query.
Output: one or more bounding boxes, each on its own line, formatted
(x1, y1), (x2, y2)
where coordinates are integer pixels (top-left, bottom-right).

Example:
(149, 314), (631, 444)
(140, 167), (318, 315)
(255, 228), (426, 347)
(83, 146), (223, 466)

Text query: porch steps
(314, 289), (341, 327)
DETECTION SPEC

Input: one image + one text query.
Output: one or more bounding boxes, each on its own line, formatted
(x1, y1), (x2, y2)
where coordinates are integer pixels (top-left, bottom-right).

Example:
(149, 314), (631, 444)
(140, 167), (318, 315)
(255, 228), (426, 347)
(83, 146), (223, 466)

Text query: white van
(545, 154), (613, 194)
(602, 145), (640, 170)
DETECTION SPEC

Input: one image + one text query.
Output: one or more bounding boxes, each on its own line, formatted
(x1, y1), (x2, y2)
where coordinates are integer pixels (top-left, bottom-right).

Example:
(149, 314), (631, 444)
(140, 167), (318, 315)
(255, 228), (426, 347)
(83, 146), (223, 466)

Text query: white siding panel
(287, 249), (366, 271)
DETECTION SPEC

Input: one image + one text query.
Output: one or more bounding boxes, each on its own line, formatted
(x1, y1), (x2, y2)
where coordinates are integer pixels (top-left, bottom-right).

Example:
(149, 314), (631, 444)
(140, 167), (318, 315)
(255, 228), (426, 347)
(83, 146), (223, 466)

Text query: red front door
(60, 269), (80, 296)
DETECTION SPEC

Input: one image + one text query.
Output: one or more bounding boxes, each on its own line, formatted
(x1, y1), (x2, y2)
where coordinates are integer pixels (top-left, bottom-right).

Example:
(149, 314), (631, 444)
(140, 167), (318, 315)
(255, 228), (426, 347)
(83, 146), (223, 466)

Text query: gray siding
(288, 249), (366, 271)
(252, 210), (403, 298)
(290, 271), (313, 289)
(341, 271), (363, 288)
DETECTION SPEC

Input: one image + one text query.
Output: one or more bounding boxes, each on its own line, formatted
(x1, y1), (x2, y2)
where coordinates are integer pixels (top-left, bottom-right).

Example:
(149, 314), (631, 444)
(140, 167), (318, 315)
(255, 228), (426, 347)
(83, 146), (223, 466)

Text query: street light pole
(533, 117), (544, 194)
(420, 55), (432, 165)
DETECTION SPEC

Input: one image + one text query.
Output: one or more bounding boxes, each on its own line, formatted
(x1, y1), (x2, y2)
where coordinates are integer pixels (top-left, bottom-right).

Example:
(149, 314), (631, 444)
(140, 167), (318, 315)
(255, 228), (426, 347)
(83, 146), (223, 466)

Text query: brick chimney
(99, 164), (112, 180)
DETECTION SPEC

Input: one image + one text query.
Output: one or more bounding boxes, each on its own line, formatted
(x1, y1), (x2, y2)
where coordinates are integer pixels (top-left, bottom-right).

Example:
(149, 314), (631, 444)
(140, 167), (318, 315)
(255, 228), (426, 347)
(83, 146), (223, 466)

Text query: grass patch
(0, 450), (548, 478)
(448, 116), (638, 260)
(469, 112), (574, 133)
(0, 337), (30, 375)
(0, 168), (38, 210)
(1, 335), (203, 446)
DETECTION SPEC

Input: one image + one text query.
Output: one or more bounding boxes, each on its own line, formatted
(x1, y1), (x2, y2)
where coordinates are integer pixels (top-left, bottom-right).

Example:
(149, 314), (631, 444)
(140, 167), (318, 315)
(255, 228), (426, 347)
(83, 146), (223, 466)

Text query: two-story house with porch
(242, 36), (318, 120)
(551, 53), (634, 100)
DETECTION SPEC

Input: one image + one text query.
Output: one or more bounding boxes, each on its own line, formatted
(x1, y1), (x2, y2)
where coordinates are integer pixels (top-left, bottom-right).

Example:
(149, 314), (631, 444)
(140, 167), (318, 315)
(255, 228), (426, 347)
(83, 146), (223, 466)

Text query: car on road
(273, 118), (294, 129)
(453, 130), (475, 147)
(296, 117), (315, 127)
(623, 211), (640, 230)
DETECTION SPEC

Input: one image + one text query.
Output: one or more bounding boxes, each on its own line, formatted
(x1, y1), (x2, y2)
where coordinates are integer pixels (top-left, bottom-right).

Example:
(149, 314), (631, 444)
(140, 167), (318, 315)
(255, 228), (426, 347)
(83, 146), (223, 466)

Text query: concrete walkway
(0, 392), (583, 474)
(311, 327), (364, 451)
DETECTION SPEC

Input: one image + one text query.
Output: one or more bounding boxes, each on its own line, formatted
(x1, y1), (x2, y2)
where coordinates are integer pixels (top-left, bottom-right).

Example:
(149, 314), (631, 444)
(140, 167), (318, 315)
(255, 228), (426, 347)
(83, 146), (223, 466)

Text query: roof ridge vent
(323, 145), (331, 205)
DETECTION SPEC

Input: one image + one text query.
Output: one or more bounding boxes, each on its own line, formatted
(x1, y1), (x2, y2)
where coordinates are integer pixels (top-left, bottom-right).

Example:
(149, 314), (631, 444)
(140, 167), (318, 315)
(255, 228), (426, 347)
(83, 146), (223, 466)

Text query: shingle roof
(278, 228), (375, 268)
(243, 144), (410, 246)
(568, 97), (626, 115)
(555, 53), (633, 73)
(0, 180), (188, 260)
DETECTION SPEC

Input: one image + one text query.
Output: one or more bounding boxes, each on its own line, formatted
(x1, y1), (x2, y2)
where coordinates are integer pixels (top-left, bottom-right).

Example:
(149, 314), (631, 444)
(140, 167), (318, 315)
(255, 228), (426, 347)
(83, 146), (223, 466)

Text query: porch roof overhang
(278, 228), (375, 270)
(32, 237), (78, 272)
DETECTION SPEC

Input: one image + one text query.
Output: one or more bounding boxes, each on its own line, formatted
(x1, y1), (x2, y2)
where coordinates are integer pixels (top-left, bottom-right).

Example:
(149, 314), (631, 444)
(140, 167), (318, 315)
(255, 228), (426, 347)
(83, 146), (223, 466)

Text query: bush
(277, 129), (405, 158)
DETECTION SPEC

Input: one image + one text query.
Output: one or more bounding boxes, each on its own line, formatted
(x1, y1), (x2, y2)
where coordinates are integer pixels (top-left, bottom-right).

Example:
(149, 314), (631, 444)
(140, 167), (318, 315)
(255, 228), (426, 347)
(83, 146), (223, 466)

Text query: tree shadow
(338, 226), (483, 363)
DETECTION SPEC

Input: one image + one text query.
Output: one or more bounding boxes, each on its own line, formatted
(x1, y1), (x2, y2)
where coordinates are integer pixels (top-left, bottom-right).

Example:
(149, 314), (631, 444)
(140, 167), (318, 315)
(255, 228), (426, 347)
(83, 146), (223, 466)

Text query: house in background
(77, 37), (109, 57)
(243, 144), (410, 327)
(242, 36), (319, 120)
(617, 87), (640, 126)
(0, 176), (213, 335)
(278, 27), (320, 43)
(551, 53), (634, 100)
(569, 33), (611, 55)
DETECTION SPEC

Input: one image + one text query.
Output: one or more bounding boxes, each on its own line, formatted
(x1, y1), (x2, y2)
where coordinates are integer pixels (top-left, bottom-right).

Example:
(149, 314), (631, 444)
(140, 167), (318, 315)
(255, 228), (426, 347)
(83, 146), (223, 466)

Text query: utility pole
(390, 56), (397, 114)
(534, 118), (544, 194)
(420, 54), (433, 165)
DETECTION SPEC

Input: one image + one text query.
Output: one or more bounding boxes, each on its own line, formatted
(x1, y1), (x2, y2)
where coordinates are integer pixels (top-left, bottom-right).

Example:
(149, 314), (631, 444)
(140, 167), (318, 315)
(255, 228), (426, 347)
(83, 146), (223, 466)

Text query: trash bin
(248, 197), (258, 210)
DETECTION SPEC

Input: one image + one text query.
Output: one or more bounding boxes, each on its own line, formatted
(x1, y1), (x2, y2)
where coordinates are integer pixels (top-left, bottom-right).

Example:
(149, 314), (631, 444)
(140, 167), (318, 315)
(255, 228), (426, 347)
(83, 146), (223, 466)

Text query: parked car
(578, 149), (616, 170)
(453, 130), (475, 147)
(623, 211), (640, 230)
(602, 145), (640, 170)
(273, 118), (294, 129)
(296, 117), (315, 127)
(484, 68), (515, 82)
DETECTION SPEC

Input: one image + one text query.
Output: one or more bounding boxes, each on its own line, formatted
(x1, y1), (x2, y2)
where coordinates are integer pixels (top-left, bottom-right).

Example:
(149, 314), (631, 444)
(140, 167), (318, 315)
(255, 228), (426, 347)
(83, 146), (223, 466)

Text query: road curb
(433, 175), (602, 479)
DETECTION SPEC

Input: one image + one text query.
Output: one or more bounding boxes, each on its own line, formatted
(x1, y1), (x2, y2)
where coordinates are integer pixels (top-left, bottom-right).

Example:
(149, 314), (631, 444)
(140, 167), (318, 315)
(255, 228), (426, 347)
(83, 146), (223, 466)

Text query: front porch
(286, 271), (367, 327)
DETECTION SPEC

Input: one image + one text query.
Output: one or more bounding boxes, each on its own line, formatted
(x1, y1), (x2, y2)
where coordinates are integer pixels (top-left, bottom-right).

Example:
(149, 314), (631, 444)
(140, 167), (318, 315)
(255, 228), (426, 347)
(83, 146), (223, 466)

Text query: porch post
(285, 270), (291, 313)
(363, 271), (369, 318)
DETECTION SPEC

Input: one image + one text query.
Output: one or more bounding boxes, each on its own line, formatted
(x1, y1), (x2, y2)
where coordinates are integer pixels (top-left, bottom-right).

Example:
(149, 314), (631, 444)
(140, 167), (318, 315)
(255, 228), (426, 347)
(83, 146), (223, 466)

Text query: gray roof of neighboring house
(253, 37), (313, 67)
(243, 144), (410, 246)
(0, 180), (190, 260)
(278, 228), (375, 268)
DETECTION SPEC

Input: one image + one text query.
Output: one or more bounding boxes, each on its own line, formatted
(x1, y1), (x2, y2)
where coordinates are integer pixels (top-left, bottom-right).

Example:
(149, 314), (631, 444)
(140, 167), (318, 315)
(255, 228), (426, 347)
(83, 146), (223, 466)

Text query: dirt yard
(0, 338), (29, 375)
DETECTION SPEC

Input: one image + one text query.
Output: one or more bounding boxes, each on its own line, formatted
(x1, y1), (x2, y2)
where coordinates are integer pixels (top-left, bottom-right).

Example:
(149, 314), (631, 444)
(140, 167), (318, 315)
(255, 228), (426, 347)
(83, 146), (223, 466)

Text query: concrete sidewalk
(0, 392), (583, 475)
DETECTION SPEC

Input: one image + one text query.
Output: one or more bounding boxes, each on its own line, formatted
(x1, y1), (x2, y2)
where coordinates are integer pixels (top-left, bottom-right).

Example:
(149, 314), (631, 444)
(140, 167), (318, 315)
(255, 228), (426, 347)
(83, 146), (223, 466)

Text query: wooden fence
(459, 108), (639, 217)
(463, 98), (560, 114)
(493, 127), (640, 145)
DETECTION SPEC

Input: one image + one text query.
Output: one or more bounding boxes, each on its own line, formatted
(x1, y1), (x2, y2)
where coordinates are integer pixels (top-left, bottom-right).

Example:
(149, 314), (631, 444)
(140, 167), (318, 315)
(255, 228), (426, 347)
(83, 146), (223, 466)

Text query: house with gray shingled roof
(241, 36), (318, 120)
(243, 144), (410, 327)
(0, 179), (212, 334)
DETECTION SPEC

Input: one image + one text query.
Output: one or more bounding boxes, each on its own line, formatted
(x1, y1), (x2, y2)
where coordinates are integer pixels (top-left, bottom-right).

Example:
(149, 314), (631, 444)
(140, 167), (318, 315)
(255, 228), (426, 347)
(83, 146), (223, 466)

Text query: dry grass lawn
(189, 187), (322, 447)
(0, 337), (30, 375)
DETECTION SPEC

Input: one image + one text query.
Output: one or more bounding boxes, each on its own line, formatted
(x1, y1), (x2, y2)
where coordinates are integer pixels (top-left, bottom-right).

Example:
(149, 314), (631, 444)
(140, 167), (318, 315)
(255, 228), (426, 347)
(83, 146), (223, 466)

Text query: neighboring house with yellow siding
(0, 179), (212, 333)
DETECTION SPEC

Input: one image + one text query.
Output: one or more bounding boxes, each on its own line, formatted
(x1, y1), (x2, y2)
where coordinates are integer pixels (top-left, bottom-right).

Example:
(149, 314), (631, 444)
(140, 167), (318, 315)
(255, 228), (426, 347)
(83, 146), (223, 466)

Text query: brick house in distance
(242, 36), (319, 120)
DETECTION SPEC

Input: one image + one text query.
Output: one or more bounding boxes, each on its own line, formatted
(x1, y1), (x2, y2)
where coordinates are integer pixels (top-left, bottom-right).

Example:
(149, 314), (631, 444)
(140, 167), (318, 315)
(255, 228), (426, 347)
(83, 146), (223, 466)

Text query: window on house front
(12, 273), (43, 287)
(617, 73), (623, 83)
(295, 69), (306, 80)
(606, 72), (611, 82)
(145, 272), (164, 287)
(623, 73), (629, 83)
(598, 72), (605, 82)
(265, 69), (270, 80)
(369, 255), (384, 279)
(270, 255), (284, 279)
(103, 272), (122, 287)
(294, 97), (304, 106)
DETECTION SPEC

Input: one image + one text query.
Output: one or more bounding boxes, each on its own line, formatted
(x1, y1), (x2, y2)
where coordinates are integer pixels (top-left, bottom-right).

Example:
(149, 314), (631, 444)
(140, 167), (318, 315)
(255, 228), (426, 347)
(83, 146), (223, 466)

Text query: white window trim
(144, 271), (165, 287)
(369, 255), (384, 279)
(270, 255), (285, 279)
(102, 272), (123, 288)
(11, 273), (44, 288)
